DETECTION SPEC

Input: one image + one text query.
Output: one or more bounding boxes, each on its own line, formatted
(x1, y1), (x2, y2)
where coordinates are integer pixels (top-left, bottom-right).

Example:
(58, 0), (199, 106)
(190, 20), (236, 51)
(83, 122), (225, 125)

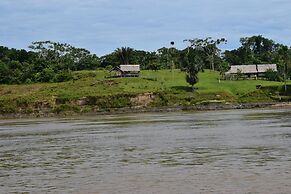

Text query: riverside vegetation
(0, 69), (290, 116)
(1, 35), (291, 116)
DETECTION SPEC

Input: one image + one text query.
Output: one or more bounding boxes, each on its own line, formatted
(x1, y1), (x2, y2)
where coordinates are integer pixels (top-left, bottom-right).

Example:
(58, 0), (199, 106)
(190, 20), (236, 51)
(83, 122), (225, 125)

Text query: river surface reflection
(0, 108), (291, 193)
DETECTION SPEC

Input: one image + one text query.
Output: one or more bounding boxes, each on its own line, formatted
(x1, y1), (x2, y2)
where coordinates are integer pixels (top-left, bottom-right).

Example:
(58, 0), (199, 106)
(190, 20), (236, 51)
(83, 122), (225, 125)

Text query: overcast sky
(1, 0), (291, 56)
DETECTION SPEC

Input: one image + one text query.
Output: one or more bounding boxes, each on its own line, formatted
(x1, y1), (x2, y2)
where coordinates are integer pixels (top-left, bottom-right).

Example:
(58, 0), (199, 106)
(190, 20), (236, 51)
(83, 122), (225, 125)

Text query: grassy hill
(0, 69), (290, 115)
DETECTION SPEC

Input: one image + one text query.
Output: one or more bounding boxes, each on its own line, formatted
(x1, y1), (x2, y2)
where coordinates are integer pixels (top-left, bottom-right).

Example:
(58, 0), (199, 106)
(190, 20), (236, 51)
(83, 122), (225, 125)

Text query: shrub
(264, 69), (282, 81)
(53, 104), (80, 113)
(53, 71), (74, 82)
(34, 68), (55, 82)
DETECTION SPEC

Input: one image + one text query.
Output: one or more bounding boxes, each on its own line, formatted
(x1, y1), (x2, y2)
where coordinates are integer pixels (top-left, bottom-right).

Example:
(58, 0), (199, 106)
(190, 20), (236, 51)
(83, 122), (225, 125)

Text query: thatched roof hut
(111, 65), (140, 77)
(257, 64), (277, 72)
(225, 64), (277, 75)
(120, 65), (140, 72)
(226, 65), (257, 74)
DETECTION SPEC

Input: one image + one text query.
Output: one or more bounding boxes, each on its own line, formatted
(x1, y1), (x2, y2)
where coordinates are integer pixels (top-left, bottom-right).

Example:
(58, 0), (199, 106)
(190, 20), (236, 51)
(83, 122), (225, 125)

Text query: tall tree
(277, 45), (291, 93)
(157, 47), (170, 69)
(29, 41), (99, 71)
(184, 37), (227, 70)
(224, 35), (281, 65)
(115, 47), (133, 64)
(180, 48), (204, 91)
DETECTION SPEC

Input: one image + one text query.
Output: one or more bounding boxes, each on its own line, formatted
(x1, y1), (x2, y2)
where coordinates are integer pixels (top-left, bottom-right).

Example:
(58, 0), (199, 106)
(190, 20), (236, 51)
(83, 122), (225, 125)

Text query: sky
(1, 0), (291, 56)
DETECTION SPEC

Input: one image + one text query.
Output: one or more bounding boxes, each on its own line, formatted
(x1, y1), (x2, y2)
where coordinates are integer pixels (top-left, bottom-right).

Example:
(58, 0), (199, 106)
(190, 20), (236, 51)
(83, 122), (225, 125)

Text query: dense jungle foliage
(1, 35), (291, 85)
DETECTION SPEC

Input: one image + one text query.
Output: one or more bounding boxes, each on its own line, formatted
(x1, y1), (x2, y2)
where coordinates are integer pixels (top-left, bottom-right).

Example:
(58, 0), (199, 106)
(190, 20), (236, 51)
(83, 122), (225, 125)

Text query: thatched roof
(225, 64), (277, 74)
(226, 65), (257, 74)
(120, 65), (140, 72)
(257, 64), (277, 72)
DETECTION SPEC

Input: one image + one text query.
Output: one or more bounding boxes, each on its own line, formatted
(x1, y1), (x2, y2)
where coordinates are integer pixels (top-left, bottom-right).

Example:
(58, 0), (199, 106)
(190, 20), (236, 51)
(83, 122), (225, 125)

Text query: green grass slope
(0, 69), (290, 114)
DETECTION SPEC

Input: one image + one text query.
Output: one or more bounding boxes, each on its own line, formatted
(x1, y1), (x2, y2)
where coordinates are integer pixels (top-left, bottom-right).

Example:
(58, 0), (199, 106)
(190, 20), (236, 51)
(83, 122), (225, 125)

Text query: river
(0, 108), (291, 193)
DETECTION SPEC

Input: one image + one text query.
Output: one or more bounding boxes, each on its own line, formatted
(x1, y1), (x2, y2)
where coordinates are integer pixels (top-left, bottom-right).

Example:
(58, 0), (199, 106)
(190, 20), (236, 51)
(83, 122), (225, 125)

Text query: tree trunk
(210, 54), (214, 71)
(284, 73), (287, 94)
(284, 63), (288, 94)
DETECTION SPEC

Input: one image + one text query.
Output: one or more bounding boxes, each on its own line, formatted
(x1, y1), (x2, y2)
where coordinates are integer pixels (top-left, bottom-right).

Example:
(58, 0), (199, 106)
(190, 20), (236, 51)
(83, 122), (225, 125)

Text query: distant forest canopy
(1, 35), (291, 84)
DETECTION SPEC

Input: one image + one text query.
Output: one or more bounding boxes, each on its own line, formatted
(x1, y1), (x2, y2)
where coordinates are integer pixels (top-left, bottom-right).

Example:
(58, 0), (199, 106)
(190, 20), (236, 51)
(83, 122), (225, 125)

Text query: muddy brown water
(0, 108), (291, 193)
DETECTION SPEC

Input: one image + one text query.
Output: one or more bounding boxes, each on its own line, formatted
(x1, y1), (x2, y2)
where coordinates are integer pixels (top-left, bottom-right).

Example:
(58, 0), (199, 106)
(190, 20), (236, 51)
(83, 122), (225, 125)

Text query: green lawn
(0, 69), (290, 114)
(197, 70), (285, 94)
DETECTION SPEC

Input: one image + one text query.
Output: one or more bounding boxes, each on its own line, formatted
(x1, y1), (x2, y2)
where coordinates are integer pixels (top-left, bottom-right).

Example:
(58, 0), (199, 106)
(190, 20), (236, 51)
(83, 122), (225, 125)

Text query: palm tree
(115, 47), (133, 64)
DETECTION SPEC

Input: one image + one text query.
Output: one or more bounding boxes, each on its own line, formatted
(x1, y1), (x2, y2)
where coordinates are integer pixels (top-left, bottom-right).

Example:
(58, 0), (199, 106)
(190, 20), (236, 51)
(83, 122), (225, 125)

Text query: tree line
(0, 35), (290, 85)
(0, 41), (100, 84)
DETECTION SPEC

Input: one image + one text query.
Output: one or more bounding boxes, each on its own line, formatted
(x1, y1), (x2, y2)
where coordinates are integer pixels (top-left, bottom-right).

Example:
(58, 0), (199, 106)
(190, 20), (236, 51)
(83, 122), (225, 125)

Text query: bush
(53, 71), (74, 82)
(25, 78), (32, 84)
(72, 71), (98, 80)
(264, 69), (282, 81)
(53, 104), (80, 113)
(34, 68), (55, 82)
(0, 99), (17, 113)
